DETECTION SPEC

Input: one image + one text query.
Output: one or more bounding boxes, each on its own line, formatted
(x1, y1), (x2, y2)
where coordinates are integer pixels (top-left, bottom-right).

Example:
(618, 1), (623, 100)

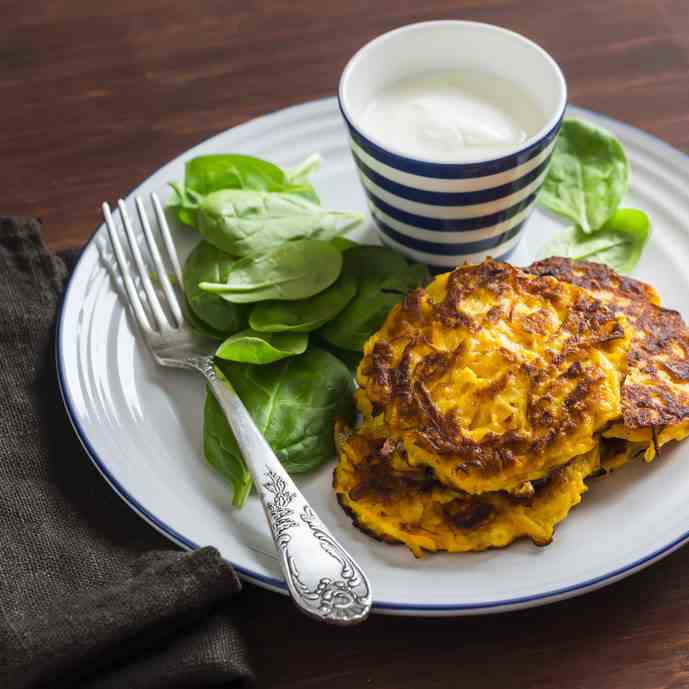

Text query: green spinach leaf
(284, 153), (321, 188)
(168, 184), (204, 226)
(539, 118), (629, 234)
(196, 189), (362, 257)
(169, 153), (321, 225)
(187, 154), (286, 194)
(183, 241), (249, 333)
(536, 208), (651, 274)
(330, 236), (359, 252)
(314, 337), (364, 373)
(215, 329), (308, 364)
(204, 348), (356, 507)
(320, 246), (430, 351)
(203, 388), (252, 507)
(184, 297), (229, 341)
(200, 239), (342, 303)
(248, 265), (357, 333)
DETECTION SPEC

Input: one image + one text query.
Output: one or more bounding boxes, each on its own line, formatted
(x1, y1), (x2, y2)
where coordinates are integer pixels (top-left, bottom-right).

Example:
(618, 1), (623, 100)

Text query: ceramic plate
(57, 98), (689, 616)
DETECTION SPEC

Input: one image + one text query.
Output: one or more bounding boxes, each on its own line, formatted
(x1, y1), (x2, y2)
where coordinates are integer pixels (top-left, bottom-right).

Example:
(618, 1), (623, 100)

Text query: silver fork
(103, 194), (372, 625)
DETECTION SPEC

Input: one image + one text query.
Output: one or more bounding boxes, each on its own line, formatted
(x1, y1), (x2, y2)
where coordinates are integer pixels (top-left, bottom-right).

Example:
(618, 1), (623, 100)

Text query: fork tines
(102, 194), (185, 336)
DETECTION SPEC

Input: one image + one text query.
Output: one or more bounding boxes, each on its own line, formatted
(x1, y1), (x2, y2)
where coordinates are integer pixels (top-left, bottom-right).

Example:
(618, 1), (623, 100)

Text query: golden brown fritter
(332, 257), (689, 557)
(356, 260), (631, 494)
(598, 436), (644, 473)
(334, 421), (600, 557)
(528, 257), (689, 429)
(528, 257), (689, 459)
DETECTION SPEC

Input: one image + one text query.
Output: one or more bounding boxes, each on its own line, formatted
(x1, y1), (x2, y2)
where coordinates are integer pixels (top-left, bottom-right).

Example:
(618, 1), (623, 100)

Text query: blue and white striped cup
(338, 21), (567, 269)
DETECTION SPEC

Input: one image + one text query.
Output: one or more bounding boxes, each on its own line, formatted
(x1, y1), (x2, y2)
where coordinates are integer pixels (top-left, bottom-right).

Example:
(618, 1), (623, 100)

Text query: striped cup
(338, 21), (567, 269)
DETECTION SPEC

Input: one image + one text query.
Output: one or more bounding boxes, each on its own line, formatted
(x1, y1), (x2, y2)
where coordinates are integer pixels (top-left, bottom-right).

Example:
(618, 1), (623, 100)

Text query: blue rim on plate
(56, 99), (689, 614)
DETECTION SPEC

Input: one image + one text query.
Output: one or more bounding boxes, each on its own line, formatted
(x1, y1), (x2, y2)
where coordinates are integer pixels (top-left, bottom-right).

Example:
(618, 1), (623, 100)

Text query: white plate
(58, 98), (689, 616)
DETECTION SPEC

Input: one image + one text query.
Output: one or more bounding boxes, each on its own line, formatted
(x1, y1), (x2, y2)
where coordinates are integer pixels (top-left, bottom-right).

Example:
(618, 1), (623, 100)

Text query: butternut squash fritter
(528, 257), (689, 459)
(334, 421), (600, 557)
(334, 257), (689, 556)
(602, 420), (689, 462)
(598, 437), (644, 473)
(356, 260), (631, 494)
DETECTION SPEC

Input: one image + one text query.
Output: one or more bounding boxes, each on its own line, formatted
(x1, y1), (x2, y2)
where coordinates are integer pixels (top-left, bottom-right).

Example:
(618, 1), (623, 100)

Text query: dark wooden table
(4, 1), (689, 687)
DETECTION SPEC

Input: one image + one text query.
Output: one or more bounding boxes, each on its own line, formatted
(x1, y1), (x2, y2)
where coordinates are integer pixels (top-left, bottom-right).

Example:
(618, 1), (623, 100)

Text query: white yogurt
(360, 71), (544, 162)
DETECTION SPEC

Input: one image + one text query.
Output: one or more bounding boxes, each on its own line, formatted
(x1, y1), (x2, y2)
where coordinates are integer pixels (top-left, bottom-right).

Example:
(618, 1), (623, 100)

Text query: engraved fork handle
(204, 362), (372, 625)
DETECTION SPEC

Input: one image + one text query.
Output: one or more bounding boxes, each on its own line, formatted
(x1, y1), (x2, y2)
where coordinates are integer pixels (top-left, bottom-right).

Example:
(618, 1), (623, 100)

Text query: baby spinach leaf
(539, 118), (629, 234)
(215, 329), (308, 364)
(314, 337), (364, 373)
(319, 246), (431, 351)
(183, 241), (249, 333)
(200, 239), (342, 303)
(537, 208), (651, 274)
(203, 388), (252, 507)
(204, 348), (356, 506)
(330, 236), (359, 252)
(168, 184), (204, 226)
(187, 153), (320, 201)
(184, 297), (228, 341)
(169, 153), (322, 225)
(186, 154), (287, 195)
(248, 266), (357, 332)
(284, 153), (321, 189)
(196, 189), (362, 257)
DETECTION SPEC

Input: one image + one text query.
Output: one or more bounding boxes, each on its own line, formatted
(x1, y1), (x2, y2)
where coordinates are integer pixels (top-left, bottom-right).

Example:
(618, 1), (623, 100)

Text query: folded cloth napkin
(0, 218), (254, 689)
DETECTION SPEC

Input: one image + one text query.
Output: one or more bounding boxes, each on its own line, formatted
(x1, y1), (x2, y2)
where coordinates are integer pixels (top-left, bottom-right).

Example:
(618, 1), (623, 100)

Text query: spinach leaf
(187, 154), (287, 194)
(184, 297), (229, 341)
(248, 265), (357, 333)
(215, 329), (308, 364)
(330, 236), (359, 252)
(539, 118), (629, 234)
(314, 337), (363, 373)
(204, 348), (356, 507)
(284, 153), (321, 189)
(186, 153), (319, 201)
(183, 241), (249, 333)
(320, 246), (431, 351)
(200, 239), (342, 303)
(537, 208), (651, 274)
(169, 153), (321, 225)
(196, 189), (362, 257)
(203, 388), (252, 507)
(168, 184), (204, 227)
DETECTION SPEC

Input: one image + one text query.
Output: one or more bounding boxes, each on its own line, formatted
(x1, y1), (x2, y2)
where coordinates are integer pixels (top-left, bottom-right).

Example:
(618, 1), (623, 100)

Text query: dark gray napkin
(0, 218), (254, 689)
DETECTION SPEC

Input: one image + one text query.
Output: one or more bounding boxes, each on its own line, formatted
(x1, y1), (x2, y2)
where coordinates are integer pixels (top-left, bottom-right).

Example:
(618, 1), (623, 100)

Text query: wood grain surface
(3, 1), (689, 687)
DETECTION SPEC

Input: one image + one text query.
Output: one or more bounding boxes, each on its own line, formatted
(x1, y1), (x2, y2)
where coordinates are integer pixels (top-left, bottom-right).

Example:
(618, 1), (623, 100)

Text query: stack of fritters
(333, 258), (689, 556)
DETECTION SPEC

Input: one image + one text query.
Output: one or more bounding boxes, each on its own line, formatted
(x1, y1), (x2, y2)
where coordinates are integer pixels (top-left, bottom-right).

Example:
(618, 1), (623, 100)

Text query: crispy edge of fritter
(528, 257), (689, 429)
(527, 257), (660, 306)
(621, 306), (689, 428)
(603, 418), (689, 461)
(596, 436), (646, 474)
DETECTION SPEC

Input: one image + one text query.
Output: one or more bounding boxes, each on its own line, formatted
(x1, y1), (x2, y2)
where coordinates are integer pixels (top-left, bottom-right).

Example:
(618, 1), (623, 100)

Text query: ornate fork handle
(203, 360), (372, 625)
(102, 196), (371, 625)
